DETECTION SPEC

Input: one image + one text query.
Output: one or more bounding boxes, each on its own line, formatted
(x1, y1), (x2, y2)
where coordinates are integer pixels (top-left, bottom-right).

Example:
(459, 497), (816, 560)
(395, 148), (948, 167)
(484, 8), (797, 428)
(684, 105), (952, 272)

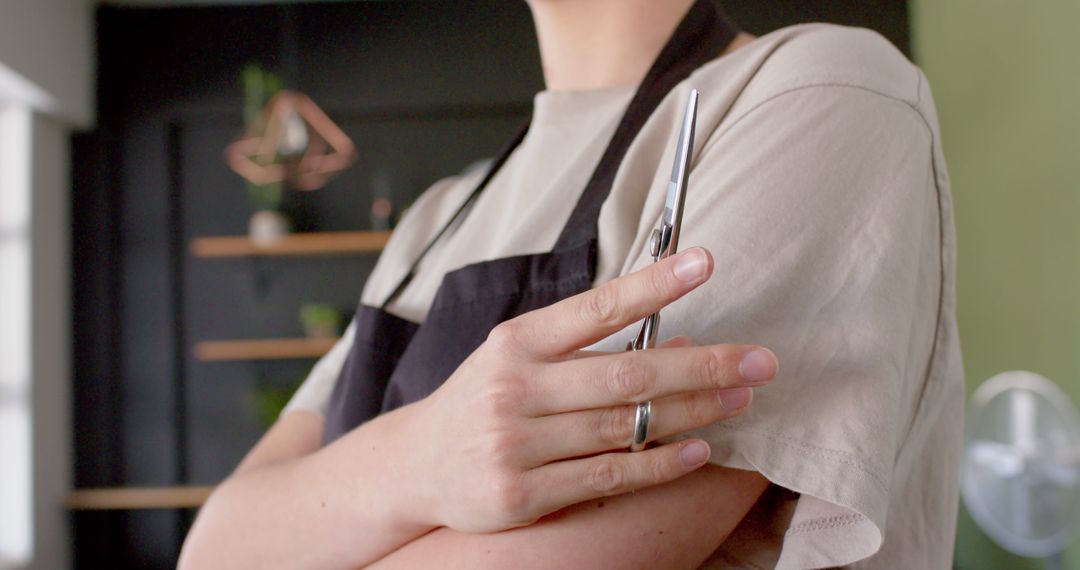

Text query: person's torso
(354, 23), (963, 569)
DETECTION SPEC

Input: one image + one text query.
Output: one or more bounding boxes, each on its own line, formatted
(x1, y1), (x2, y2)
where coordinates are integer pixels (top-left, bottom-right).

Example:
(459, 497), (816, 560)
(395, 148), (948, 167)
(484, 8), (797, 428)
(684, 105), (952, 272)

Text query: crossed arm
(201, 410), (768, 569)
(368, 462), (768, 569)
(180, 249), (774, 568)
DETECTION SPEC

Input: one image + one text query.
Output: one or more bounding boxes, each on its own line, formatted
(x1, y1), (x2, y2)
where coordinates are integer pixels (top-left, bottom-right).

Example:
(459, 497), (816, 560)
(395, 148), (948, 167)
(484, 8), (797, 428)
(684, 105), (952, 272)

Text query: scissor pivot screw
(649, 229), (662, 258)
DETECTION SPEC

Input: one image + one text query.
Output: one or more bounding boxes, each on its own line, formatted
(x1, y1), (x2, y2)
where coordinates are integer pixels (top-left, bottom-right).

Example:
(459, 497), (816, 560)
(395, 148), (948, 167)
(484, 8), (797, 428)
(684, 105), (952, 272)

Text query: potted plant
(300, 302), (342, 339)
(240, 65), (291, 246)
(247, 181), (289, 246)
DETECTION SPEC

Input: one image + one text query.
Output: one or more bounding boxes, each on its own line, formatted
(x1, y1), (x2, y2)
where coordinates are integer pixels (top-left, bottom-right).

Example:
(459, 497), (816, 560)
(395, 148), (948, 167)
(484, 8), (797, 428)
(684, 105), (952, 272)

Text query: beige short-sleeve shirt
(286, 24), (964, 569)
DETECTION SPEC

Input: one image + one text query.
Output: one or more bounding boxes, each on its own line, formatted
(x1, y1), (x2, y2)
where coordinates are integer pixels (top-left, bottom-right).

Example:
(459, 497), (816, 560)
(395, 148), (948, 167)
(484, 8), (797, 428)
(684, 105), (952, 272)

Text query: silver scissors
(628, 89), (698, 451)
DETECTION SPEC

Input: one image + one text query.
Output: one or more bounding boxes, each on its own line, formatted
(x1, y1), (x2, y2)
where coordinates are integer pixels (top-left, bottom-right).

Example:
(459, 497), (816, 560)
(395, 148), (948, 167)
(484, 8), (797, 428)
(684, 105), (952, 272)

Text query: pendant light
(224, 5), (355, 191)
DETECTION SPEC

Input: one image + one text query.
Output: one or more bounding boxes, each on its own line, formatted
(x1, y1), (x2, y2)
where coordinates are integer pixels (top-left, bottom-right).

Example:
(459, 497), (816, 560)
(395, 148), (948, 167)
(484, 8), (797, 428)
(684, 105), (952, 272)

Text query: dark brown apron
(324, 0), (737, 443)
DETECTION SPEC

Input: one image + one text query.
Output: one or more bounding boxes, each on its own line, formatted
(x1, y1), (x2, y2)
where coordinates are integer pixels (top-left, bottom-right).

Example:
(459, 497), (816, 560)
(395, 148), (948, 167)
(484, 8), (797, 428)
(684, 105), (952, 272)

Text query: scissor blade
(662, 89), (698, 251)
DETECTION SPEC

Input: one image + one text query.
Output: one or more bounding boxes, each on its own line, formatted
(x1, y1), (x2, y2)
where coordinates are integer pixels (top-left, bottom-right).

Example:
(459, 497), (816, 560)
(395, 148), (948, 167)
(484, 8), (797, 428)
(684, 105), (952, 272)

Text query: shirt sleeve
(641, 85), (942, 568)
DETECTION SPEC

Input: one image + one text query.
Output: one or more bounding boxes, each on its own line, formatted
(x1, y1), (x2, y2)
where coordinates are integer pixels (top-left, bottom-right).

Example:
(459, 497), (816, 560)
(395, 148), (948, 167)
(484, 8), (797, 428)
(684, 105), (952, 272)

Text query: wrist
(362, 400), (443, 532)
(306, 404), (438, 551)
(339, 399), (440, 531)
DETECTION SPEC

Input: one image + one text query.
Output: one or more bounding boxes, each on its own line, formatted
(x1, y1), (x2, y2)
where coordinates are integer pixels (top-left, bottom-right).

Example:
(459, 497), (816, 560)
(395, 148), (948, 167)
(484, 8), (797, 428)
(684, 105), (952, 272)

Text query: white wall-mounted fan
(963, 370), (1080, 569)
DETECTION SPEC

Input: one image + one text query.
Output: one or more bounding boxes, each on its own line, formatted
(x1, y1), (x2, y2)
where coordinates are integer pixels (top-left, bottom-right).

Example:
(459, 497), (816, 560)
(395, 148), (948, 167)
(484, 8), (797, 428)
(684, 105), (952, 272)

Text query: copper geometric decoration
(224, 90), (356, 191)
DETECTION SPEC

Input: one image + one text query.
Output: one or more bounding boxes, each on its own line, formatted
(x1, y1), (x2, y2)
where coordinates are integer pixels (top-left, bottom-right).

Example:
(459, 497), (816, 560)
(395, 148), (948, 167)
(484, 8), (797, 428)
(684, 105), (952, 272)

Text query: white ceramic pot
(248, 210), (291, 246)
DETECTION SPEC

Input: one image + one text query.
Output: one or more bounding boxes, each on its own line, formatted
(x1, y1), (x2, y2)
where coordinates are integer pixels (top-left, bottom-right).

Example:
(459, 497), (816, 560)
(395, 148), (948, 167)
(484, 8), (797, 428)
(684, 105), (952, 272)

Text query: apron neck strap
(381, 123), (528, 309)
(382, 0), (738, 309)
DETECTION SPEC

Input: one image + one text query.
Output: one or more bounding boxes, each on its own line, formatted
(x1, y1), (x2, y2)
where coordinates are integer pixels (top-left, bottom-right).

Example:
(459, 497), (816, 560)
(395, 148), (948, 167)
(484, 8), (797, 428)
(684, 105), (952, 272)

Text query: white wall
(0, 104), (34, 570)
(0, 2), (93, 569)
(27, 114), (73, 570)
(0, 0), (94, 128)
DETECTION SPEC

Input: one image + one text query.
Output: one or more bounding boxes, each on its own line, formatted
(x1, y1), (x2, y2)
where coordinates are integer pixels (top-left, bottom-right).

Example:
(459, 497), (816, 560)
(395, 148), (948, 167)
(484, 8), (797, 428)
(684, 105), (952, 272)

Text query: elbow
(176, 540), (204, 570)
(176, 484), (239, 569)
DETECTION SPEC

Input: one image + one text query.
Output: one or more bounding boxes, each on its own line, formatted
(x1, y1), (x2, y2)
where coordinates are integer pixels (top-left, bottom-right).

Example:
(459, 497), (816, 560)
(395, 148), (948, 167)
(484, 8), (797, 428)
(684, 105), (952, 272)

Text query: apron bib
(324, 0), (737, 443)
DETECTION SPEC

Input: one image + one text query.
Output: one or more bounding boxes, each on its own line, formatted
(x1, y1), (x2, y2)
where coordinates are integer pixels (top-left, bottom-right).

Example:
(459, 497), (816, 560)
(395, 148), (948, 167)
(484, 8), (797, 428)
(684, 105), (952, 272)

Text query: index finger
(501, 247), (713, 357)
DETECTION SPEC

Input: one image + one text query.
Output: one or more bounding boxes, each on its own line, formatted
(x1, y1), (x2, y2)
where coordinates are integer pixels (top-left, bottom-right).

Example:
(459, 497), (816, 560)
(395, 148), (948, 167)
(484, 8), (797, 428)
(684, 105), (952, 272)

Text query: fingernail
(673, 248), (707, 282)
(679, 441), (710, 467)
(717, 387), (752, 410)
(739, 348), (777, 384)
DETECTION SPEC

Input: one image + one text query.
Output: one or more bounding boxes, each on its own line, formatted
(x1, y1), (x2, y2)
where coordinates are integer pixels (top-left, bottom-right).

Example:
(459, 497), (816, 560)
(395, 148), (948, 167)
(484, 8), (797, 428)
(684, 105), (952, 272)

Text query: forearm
(368, 465), (769, 570)
(179, 406), (434, 569)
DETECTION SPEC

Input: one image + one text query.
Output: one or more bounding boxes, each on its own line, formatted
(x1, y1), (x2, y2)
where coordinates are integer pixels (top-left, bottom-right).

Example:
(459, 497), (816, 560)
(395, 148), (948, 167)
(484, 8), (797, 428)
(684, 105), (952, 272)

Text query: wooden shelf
(194, 337), (339, 361)
(189, 230), (391, 258)
(68, 486), (214, 511)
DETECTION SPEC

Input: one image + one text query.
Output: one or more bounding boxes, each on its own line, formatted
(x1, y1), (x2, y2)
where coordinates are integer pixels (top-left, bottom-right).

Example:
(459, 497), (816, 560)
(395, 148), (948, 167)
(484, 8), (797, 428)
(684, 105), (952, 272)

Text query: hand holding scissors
(410, 89), (777, 533)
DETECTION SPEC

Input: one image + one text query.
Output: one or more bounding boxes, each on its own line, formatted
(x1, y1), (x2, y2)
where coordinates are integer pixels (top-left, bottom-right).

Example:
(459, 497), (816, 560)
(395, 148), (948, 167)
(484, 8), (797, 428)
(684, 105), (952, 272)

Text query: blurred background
(0, 0), (1076, 568)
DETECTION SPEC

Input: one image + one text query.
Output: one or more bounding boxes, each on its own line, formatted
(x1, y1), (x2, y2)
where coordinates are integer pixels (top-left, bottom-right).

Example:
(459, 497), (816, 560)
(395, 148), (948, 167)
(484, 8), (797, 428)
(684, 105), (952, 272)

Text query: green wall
(911, 1), (1080, 568)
